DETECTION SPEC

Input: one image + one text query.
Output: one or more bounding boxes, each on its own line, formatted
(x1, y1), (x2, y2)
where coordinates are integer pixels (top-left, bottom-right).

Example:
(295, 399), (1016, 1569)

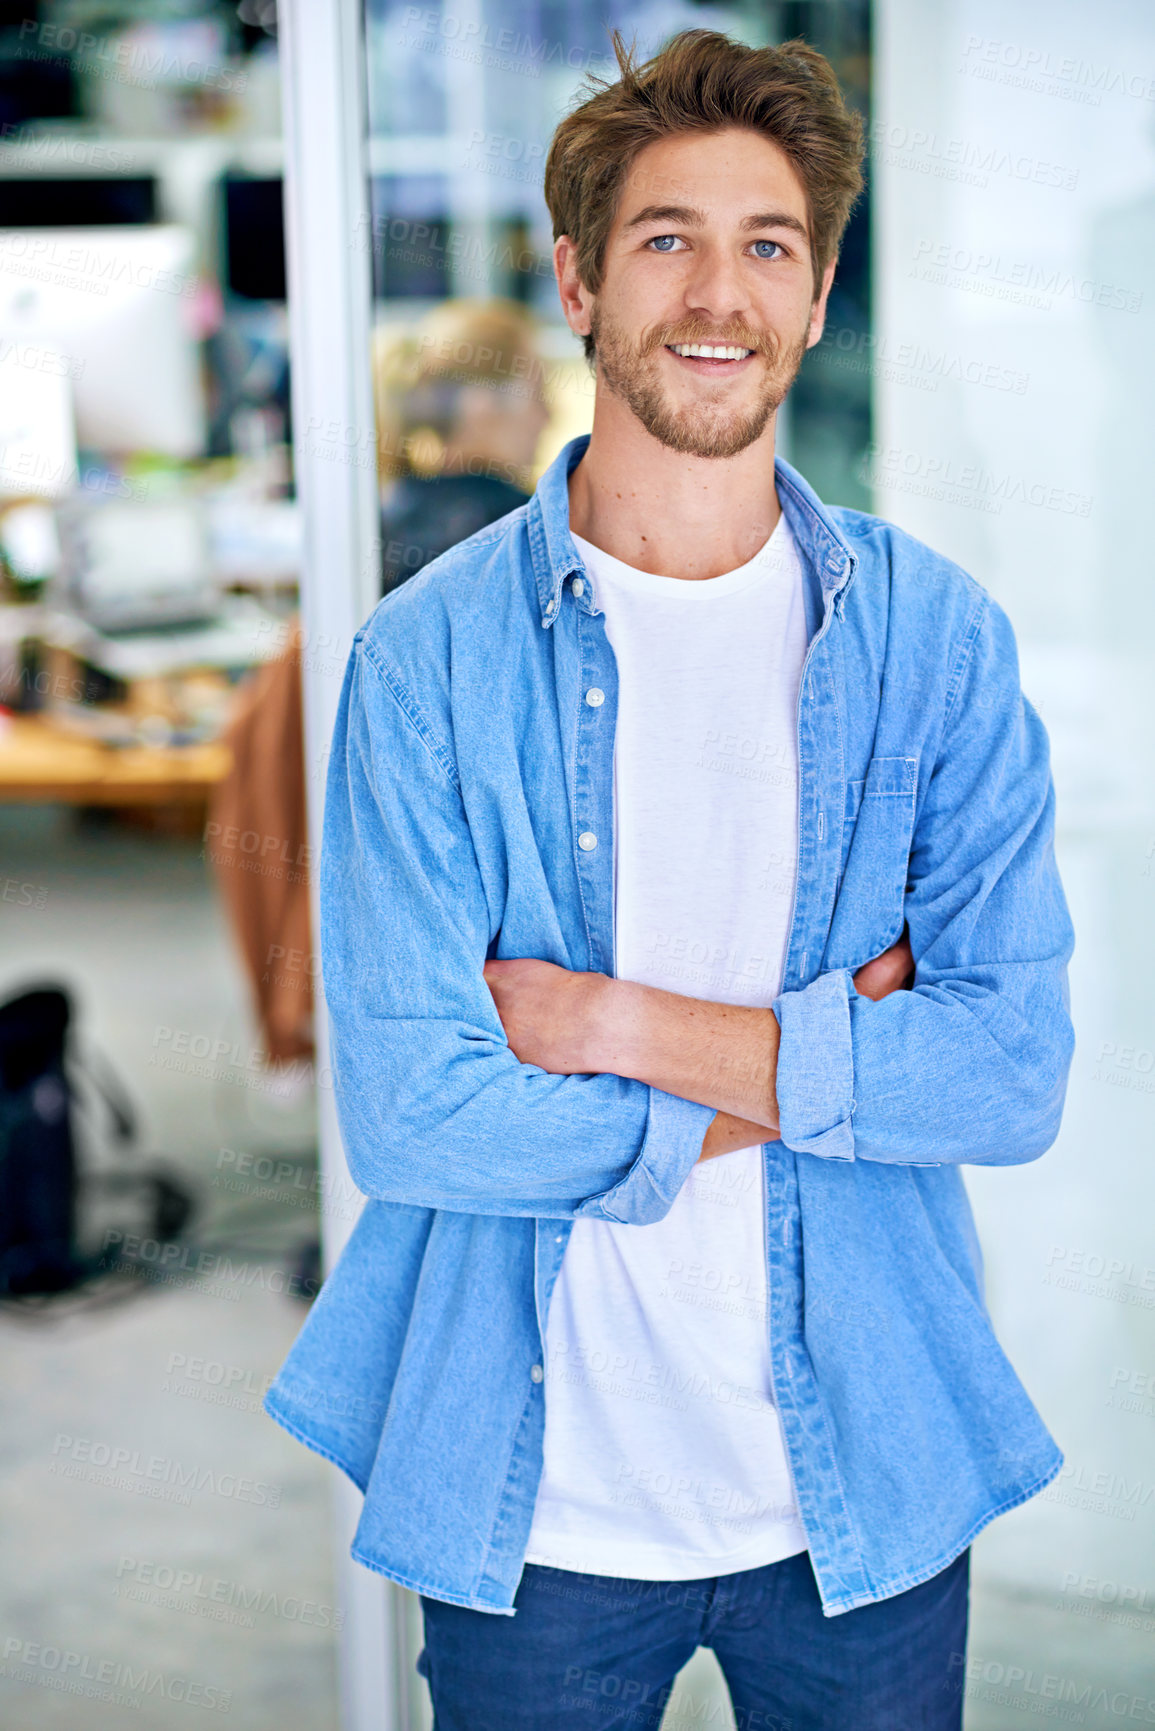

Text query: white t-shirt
(523, 511), (811, 1582)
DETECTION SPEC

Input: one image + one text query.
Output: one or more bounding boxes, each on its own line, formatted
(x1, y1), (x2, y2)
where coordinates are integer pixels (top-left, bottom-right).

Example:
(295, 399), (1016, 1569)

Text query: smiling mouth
(665, 342), (756, 368)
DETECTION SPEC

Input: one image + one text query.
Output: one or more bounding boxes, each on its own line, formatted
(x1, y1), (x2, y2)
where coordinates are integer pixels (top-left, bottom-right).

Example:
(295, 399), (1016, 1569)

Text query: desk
(0, 714), (232, 805)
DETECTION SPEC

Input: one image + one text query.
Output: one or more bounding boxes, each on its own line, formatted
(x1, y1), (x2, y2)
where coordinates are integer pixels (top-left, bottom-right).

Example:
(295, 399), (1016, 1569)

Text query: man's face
(574, 127), (833, 460)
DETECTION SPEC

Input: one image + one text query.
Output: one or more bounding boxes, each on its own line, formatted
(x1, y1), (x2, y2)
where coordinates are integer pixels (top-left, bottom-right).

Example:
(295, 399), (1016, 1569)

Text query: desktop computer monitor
(0, 225), (207, 462)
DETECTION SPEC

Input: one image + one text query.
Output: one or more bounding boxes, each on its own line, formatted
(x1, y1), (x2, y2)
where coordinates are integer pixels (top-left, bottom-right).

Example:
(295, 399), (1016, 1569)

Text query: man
(266, 29), (1075, 1731)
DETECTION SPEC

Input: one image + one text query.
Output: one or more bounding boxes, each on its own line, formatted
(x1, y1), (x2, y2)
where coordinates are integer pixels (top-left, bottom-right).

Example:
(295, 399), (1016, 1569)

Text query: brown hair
(544, 29), (864, 361)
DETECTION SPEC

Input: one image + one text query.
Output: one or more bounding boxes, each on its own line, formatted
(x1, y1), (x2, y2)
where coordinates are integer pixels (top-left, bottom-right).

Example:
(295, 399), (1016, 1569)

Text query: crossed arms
(482, 935), (915, 1163)
(321, 596), (1075, 1222)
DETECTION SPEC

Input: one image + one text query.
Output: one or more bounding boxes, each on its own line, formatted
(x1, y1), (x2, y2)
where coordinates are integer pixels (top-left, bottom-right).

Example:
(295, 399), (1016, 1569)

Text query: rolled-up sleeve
(772, 593), (1075, 1169)
(772, 967), (856, 1160)
(577, 1086), (718, 1222)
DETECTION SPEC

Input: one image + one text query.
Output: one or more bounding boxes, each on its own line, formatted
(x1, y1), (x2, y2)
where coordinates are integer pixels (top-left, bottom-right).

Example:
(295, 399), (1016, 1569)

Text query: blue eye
(649, 235), (679, 251)
(752, 240), (781, 260)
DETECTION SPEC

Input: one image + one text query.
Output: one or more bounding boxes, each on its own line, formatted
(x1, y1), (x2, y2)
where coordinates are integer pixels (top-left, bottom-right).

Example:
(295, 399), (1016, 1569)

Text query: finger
(852, 950), (890, 989)
(853, 949), (908, 1001)
(876, 929), (911, 967)
(857, 924), (913, 983)
(852, 964), (886, 1002)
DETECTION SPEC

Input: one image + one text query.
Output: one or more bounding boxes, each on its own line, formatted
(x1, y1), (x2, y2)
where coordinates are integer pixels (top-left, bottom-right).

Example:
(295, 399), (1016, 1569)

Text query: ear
(806, 258), (838, 350)
(554, 236), (594, 341)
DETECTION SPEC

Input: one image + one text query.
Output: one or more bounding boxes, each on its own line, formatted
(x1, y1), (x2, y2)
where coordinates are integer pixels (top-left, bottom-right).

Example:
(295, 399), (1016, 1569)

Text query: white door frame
(278, 3), (413, 1727)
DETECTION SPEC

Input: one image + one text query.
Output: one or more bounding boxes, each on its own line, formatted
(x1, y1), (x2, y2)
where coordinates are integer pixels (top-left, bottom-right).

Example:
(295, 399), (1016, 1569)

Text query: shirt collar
(527, 433), (858, 628)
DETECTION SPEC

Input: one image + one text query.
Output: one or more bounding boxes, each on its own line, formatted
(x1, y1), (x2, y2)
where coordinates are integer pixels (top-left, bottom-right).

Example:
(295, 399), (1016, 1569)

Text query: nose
(681, 242), (752, 326)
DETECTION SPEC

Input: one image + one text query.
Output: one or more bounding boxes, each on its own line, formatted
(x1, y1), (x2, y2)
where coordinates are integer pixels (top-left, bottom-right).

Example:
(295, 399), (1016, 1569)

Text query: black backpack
(0, 986), (191, 1296)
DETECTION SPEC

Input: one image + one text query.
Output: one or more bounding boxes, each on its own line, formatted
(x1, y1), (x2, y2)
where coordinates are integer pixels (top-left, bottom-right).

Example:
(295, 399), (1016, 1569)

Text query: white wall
(875, 0), (1155, 1615)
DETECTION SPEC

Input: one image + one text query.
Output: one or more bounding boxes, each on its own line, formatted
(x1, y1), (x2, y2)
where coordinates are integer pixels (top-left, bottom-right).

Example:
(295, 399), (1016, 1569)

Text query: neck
(566, 387), (783, 580)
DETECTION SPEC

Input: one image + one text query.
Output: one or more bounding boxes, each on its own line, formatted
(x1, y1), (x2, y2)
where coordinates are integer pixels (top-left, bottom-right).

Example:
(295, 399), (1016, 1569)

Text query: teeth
(670, 343), (752, 360)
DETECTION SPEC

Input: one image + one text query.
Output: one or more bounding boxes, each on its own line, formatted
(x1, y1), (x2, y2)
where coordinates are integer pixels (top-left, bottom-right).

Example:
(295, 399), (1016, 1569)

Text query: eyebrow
(620, 203), (809, 242)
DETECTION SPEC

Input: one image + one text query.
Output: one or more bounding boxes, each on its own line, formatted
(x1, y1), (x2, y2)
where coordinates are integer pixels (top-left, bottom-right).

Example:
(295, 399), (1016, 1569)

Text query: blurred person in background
(373, 298), (551, 596)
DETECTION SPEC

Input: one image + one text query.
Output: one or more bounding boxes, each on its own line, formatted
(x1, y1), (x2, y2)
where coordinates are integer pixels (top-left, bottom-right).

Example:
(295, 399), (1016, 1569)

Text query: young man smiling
(266, 31), (1075, 1730)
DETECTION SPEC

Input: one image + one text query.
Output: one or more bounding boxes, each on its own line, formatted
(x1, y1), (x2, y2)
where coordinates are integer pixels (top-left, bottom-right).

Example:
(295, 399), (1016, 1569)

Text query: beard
(589, 306), (809, 460)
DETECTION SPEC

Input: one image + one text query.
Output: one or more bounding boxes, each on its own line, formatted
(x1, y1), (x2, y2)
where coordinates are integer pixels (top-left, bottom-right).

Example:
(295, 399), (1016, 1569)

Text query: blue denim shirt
(265, 433), (1075, 1617)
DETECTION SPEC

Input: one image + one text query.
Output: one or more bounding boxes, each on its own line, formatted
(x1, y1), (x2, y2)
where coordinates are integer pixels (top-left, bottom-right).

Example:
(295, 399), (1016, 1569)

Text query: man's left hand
(482, 957), (609, 1074)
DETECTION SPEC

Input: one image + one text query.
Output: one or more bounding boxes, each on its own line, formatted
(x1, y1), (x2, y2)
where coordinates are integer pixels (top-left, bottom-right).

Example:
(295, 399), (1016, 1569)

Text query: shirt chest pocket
(824, 754), (919, 971)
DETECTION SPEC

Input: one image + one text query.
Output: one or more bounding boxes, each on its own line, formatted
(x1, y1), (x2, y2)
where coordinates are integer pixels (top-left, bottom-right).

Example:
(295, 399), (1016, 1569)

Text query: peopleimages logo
(950, 1649), (1155, 1723)
(0, 232), (197, 299)
(861, 443), (1093, 518)
(49, 1433), (283, 1510)
(398, 5), (614, 74)
(0, 121), (133, 171)
(1060, 1570), (1155, 1614)
(16, 19), (248, 95)
(909, 237), (1142, 314)
(0, 1636), (231, 1714)
(1045, 1242), (1155, 1296)
(957, 35), (1155, 105)
(1039, 1460), (1155, 1523)
(98, 1231), (322, 1302)
(870, 120), (1079, 190)
(114, 1557), (344, 1631)
(0, 334), (84, 380)
(816, 326), (1030, 396)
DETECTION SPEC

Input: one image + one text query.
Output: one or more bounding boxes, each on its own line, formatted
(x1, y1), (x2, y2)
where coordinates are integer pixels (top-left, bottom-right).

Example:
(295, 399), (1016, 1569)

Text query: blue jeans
(418, 1548), (970, 1730)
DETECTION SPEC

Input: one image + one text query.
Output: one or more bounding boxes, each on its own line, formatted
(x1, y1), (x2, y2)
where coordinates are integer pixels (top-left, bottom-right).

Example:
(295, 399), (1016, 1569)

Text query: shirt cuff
(577, 1087), (717, 1225)
(772, 969), (857, 1161)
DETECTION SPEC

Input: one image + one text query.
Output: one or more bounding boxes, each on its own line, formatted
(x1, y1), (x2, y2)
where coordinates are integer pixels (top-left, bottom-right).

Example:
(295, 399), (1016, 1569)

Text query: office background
(0, 1), (1151, 1727)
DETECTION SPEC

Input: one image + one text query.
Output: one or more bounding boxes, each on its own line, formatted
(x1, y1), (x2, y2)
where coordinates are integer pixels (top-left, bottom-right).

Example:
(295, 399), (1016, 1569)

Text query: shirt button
(530, 1364), (544, 1383)
(577, 831), (597, 851)
(571, 577), (585, 597)
(585, 687), (604, 707)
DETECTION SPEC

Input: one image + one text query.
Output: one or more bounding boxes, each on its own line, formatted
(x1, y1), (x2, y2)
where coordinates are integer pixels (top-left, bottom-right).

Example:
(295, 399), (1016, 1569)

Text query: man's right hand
(852, 925), (915, 1001)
